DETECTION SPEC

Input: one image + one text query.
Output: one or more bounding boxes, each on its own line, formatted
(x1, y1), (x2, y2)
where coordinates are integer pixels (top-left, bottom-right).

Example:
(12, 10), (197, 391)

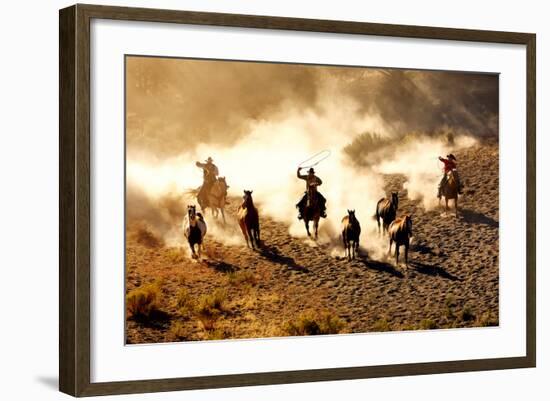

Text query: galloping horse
(237, 190), (261, 249)
(303, 185), (321, 239)
(342, 210), (361, 261)
(183, 205), (207, 259)
(376, 192), (399, 235)
(440, 170), (459, 217)
(388, 214), (413, 267)
(197, 177), (229, 223)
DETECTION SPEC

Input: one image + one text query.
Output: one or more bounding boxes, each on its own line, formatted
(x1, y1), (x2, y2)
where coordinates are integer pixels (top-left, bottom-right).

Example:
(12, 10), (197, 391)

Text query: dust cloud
(125, 56), (497, 257)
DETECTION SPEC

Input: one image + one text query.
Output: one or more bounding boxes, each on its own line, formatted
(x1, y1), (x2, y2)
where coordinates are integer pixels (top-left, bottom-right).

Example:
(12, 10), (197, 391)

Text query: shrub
(169, 321), (187, 341)
(126, 282), (161, 318)
(419, 319), (437, 330)
(476, 311), (498, 327)
(226, 270), (257, 287)
(206, 328), (232, 340)
(194, 289), (227, 331)
(176, 288), (195, 316)
(285, 311), (345, 336)
(372, 318), (391, 332)
(167, 247), (186, 263)
(458, 305), (475, 322)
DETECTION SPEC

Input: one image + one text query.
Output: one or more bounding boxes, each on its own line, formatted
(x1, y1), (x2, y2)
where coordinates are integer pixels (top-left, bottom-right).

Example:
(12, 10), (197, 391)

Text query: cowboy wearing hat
(196, 157), (219, 205)
(438, 153), (463, 198)
(296, 167), (327, 219)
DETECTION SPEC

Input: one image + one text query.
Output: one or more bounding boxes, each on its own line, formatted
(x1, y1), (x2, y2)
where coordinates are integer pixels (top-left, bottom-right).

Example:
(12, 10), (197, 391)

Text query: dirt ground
(126, 143), (499, 344)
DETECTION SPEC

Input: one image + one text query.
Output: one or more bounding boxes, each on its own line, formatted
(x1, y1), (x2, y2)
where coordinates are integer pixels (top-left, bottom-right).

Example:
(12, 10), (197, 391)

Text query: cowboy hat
(205, 157), (214, 162)
(308, 167), (315, 174)
(447, 154), (457, 161)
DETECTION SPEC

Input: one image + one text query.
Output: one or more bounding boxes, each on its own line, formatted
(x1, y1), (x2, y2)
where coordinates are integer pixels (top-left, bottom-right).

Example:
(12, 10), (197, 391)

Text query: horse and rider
(195, 157), (229, 221)
(437, 153), (463, 199)
(295, 167), (327, 239)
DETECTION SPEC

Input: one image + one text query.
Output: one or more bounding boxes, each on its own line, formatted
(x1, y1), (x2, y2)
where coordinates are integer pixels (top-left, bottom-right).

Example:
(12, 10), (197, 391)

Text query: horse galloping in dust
(388, 214), (413, 267)
(237, 190), (261, 249)
(342, 209), (361, 261)
(376, 191), (399, 235)
(197, 177), (229, 223)
(183, 205), (207, 259)
(303, 185), (322, 239)
(440, 170), (459, 217)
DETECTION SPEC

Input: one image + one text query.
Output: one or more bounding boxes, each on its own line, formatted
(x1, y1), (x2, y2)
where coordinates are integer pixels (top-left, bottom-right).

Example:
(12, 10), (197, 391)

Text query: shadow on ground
(259, 244), (309, 273)
(460, 209), (499, 228)
(409, 261), (461, 281)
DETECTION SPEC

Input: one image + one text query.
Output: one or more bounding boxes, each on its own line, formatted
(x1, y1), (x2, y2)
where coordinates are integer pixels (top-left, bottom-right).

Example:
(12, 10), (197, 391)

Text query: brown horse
(303, 185), (322, 239)
(237, 190), (261, 249)
(388, 214), (413, 267)
(440, 170), (459, 217)
(197, 177), (229, 223)
(342, 210), (361, 261)
(376, 192), (399, 235)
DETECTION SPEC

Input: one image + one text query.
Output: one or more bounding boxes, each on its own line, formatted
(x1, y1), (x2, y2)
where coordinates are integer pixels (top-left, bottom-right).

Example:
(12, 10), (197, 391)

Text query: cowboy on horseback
(437, 153), (463, 199)
(296, 167), (327, 219)
(196, 157), (219, 206)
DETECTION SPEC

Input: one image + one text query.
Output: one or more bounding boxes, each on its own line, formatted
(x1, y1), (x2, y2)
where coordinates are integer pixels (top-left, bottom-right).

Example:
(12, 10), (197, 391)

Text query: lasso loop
(298, 150), (331, 169)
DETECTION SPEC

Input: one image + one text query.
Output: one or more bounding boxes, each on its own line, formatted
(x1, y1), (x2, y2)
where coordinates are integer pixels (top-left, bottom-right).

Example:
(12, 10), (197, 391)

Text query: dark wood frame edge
(59, 3), (536, 397)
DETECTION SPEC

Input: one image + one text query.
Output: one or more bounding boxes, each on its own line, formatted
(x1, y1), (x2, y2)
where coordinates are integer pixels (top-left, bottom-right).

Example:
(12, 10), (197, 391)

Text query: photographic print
(125, 56), (499, 344)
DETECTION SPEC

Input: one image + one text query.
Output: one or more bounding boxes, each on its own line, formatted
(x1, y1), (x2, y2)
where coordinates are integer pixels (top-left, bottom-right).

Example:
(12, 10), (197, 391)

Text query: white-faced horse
(183, 205), (207, 259)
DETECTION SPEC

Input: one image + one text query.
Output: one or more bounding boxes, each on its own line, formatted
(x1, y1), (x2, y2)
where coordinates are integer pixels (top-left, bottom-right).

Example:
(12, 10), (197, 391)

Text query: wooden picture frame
(59, 3), (536, 397)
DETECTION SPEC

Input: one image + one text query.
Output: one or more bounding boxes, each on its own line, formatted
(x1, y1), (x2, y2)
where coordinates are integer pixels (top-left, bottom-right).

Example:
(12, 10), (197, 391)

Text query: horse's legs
(221, 208), (226, 225)
(314, 218), (319, 240)
(304, 219), (311, 237)
(189, 242), (196, 258)
(247, 228), (255, 249)
(445, 198), (449, 214)
(388, 238), (393, 255)
(404, 241), (409, 267)
(395, 244), (400, 266)
(238, 220), (250, 248)
(254, 224), (261, 248)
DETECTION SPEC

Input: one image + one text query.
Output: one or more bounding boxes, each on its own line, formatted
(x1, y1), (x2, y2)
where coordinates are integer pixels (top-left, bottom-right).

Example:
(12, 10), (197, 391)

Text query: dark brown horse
(388, 214), (413, 267)
(341, 209), (361, 261)
(303, 185), (321, 239)
(237, 190), (260, 249)
(376, 192), (399, 235)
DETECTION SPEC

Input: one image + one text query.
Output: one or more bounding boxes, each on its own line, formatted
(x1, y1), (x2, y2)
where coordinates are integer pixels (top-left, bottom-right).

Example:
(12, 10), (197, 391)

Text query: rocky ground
(126, 143), (499, 344)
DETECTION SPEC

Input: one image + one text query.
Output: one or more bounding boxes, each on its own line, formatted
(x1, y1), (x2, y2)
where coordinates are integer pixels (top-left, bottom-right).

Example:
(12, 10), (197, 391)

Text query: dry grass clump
(419, 319), (437, 330)
(372, 318), (391, 332)
(226, 270), (257, 287)
(126, 281), (161, 318)
(166, 247), (186, 263)
(194, 289), (227, 331)
(175, 288), (195, 316)
(169, 321), (187, 341)
(285, 311), (345, 336)
(458, 305), (475, 322)
(476, 311), (498, 327)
